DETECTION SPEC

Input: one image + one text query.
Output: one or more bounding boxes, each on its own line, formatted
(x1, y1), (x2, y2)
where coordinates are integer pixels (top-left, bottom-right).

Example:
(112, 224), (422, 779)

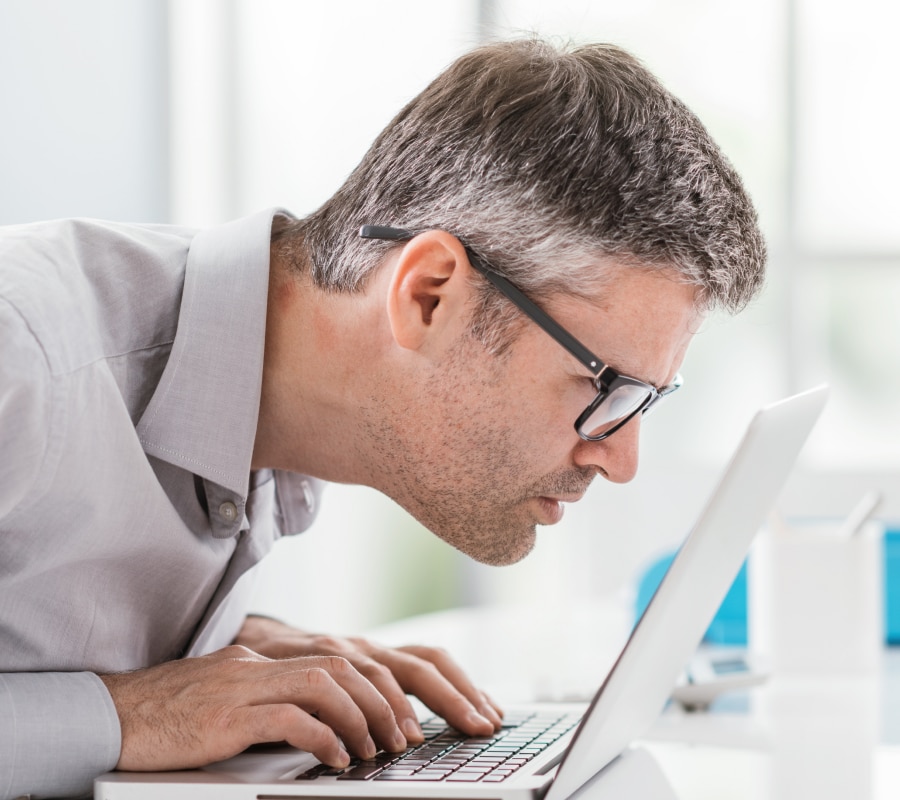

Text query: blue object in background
(634, 552), (748, 645)
(885, 530), (900, 644)
(637, 527), (900, 646)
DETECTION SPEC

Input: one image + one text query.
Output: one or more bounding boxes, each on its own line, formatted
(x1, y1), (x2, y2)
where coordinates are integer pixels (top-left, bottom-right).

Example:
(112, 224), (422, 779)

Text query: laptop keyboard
(296, 710), (582, 784)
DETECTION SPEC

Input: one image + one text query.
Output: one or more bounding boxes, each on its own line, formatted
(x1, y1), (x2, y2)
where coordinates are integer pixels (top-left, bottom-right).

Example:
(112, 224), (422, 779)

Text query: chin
(452, 527), (537, 567)
(397, 496), (538, 567)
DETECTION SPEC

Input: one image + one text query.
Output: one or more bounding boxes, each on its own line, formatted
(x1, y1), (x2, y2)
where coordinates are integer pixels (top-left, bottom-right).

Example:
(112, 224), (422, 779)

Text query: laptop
(95, 385), (828, 800)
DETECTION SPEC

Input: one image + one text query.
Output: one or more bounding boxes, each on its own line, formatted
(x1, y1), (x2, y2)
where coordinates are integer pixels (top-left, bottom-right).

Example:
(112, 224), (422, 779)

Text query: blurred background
(2, 0), (898, 634)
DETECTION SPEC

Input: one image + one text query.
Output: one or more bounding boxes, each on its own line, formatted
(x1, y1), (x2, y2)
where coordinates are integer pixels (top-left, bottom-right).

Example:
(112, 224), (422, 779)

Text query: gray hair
(276, 38), (766, 350)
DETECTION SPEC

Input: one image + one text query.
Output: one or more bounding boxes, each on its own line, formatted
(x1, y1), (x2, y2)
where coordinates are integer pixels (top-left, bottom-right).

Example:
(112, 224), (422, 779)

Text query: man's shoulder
(0, 217), (198, 266)
(0, 217), (196, 377)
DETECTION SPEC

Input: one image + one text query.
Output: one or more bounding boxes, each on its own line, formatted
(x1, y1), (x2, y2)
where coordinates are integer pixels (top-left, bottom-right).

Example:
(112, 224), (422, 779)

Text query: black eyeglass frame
(358, 224), (682, 441)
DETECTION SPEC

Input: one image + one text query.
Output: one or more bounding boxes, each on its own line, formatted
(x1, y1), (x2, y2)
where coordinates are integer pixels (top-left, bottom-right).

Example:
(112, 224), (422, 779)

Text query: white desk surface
(368, 602), (900, 799)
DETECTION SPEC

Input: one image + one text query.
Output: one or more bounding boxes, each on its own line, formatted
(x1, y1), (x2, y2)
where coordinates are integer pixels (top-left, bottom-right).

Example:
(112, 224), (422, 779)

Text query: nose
(573, 414), (641, 483)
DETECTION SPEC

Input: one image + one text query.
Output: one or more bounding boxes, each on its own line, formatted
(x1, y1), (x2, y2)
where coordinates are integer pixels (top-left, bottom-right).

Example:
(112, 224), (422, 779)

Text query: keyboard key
(336, 763), (385, 781)
(295, 764), (334, 780)
(376, 768), (418, 777)
(376, 772), (450, 781)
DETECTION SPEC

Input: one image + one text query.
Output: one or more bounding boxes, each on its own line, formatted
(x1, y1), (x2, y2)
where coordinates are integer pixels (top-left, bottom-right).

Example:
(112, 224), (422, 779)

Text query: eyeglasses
(359, 225), (683, 441)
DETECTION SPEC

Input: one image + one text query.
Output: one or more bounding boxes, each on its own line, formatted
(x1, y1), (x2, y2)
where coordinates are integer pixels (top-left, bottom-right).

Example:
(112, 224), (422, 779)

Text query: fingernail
(480, 704), (503, 728)
(337, 747), (351, 768)
(364, 735), (377, 760)
(390, 728), (408, 751)
(401, 717), (424, 742)
(466, 711), (493, 731)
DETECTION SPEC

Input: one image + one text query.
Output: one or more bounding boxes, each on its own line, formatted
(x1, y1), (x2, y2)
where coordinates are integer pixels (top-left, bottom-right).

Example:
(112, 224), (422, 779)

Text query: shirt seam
(1, 285), (177, 378)
(38, 340), (177, 379)
(137, 441), (233, 483)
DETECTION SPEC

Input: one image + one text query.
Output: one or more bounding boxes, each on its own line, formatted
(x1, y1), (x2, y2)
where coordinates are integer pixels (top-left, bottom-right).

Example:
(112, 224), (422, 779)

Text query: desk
(369, 602), (900, 799)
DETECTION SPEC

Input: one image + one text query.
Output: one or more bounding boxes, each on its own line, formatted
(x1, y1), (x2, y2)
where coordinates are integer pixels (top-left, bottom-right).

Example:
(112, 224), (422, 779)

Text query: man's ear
(385, 230), (474, 352)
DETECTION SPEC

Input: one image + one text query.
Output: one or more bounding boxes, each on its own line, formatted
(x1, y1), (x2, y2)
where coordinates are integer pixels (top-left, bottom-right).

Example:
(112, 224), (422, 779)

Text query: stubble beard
(361, 407), (540, 565)
(360, 345), (595, 567)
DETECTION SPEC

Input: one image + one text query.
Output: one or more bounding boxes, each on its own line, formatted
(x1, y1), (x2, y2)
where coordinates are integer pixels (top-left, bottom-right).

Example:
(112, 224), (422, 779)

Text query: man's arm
(96, 620), (503, 778)
(98, 646), (408, 771)
(0, 649), (417, 798)
(0, 673), (121, 800)
(0, 305), (123, 797)
(2, 304), (121, 800)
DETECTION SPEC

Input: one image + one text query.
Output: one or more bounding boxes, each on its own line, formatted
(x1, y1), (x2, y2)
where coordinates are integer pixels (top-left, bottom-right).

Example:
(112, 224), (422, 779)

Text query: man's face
(366, 265), (701, 566)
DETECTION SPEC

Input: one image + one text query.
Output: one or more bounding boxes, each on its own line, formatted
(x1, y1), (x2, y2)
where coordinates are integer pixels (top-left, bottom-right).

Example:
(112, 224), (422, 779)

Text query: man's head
(267, 38), (765, 565)
(279, 38), (764, 341)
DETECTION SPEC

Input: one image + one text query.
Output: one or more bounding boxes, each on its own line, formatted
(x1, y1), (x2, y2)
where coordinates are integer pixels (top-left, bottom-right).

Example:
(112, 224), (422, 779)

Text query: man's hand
(235, 616), (503, 743)
(100, 645), (407, 771)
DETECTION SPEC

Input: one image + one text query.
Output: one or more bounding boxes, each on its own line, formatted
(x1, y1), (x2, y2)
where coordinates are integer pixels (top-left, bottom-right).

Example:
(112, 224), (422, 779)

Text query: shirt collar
(137, 209), (290, 499)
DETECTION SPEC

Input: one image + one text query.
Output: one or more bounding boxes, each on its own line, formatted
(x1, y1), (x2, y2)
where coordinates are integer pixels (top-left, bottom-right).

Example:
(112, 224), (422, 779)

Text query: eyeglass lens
(579, 383), (654, 439)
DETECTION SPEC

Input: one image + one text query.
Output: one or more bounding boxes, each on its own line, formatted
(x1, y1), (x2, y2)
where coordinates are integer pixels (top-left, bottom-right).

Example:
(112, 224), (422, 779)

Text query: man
(0, 38), (764, 798)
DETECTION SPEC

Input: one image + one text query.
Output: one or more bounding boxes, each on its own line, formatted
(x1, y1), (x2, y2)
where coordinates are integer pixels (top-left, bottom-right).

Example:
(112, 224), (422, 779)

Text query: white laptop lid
(546, 384), (828, 800)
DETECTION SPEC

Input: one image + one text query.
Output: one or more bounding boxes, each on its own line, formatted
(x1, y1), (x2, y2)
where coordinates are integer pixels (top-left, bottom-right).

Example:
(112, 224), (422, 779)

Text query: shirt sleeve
(0, 673), (121, 800)
(0, 303), (123, 798)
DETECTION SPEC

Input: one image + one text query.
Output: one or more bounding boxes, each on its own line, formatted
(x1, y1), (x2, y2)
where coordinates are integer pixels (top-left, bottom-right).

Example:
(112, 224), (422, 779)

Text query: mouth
(533, 494), (583, 525)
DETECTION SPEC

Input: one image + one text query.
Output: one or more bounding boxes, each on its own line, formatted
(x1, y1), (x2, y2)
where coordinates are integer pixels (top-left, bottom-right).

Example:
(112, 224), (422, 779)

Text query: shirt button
(218, 501), (238, 522)
(300, 480), (315, 513)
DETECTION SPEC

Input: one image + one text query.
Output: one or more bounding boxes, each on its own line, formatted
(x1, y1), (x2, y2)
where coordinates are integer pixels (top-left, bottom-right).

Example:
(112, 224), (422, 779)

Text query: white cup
(749, 519), (883, 675)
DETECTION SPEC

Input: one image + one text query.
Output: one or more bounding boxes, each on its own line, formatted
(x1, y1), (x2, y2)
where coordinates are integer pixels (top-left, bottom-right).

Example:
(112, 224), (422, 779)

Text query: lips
(543, 493), (586, 504)
(534, 496), (567, 525)
(529, 475), (592, 524)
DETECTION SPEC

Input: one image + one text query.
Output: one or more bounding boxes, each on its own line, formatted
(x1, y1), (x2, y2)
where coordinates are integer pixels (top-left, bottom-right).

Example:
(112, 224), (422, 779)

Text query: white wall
(169, 0), (481, 226)
(0, 0), (168, 223)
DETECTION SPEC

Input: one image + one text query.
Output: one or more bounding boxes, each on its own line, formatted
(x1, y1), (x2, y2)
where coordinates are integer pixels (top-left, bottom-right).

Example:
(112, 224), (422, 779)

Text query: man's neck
(251, 245), (395, 485)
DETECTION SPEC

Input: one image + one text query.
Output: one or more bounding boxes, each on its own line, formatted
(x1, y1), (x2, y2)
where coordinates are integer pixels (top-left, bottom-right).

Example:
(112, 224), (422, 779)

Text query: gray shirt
(0, 209), (323, 799)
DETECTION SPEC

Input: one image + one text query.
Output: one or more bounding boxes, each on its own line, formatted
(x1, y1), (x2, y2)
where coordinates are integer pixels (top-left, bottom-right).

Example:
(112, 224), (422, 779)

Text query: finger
(375, 648), (495, 736)
(339, 654), (425, 744)
(247, 663), (376, 758)
(397, 645), (503, 727)
(482, 690), (505, 720)
(234, 704), (351, 768)
(254, 657), (405, 754)
(309, 656), (409, 752)
(285, 641), (422, 747)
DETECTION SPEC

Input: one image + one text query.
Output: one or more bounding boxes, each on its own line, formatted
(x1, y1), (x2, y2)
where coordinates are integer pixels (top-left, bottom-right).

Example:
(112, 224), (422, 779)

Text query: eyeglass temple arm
(359, 225), (605, 377)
